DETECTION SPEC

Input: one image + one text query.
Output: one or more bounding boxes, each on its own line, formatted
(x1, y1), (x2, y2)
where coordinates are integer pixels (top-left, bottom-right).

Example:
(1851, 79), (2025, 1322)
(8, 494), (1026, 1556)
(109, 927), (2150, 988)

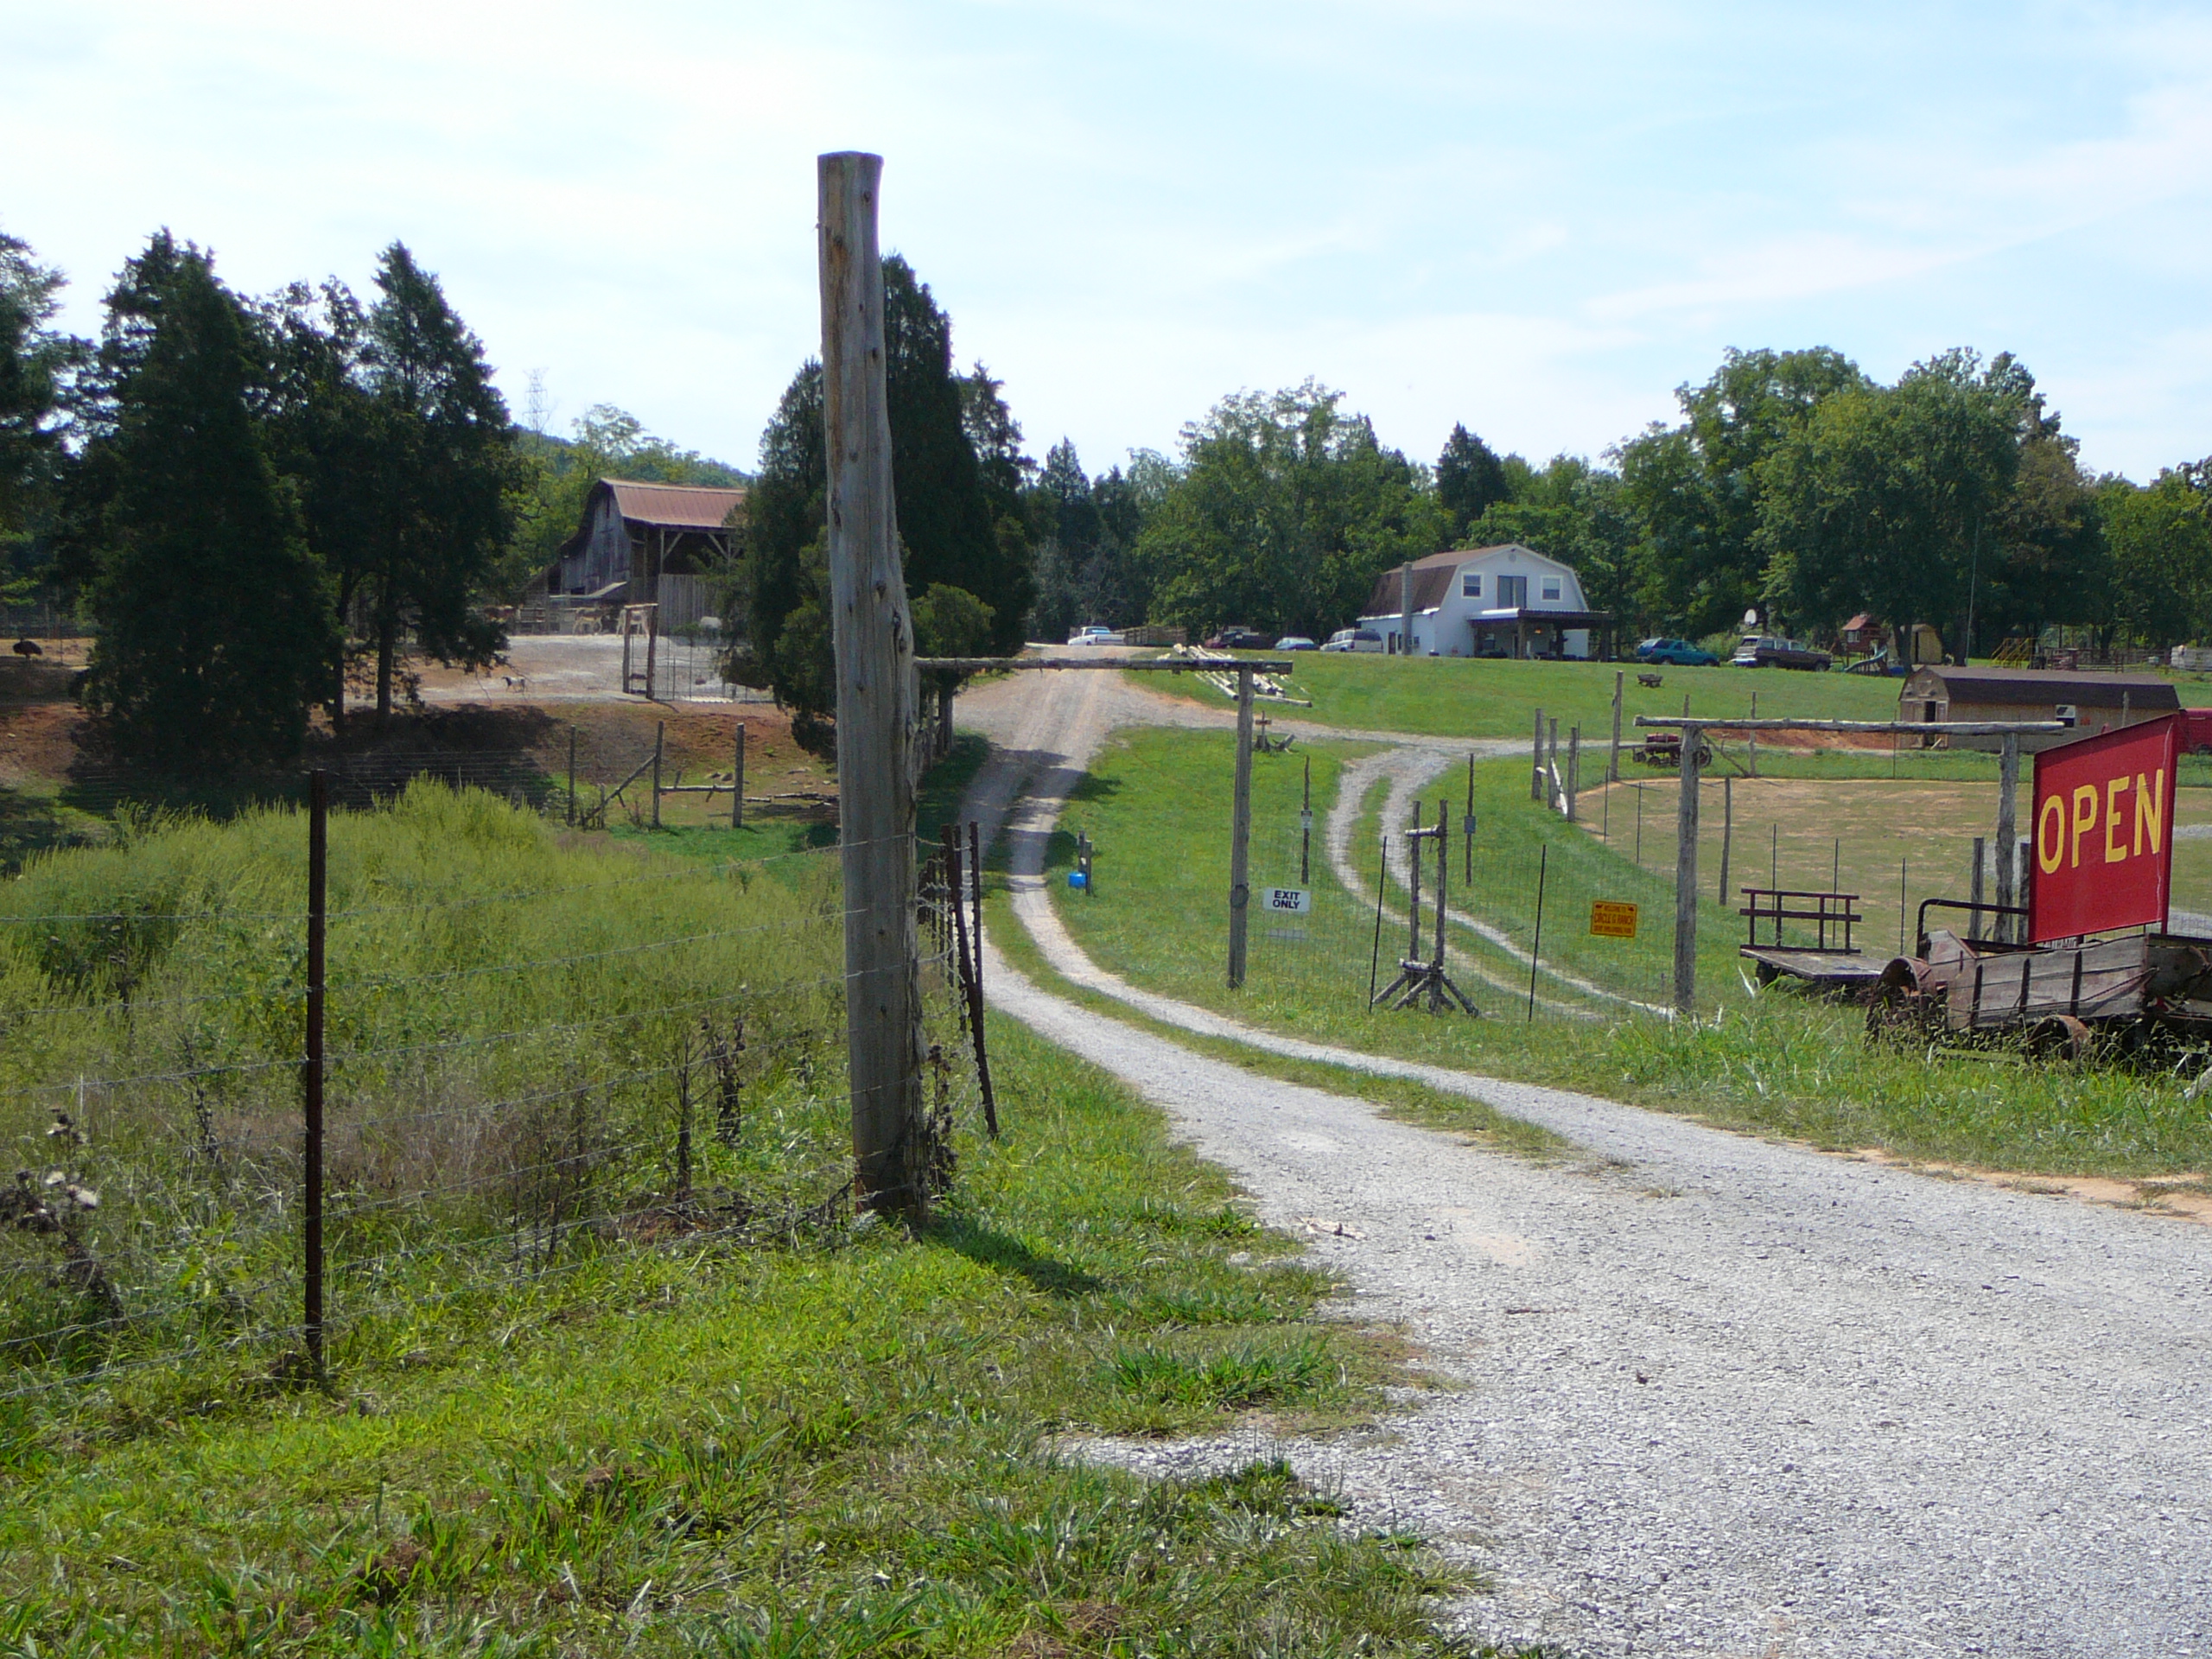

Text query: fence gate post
(303, 770), (327, 1382)
(819, 150), (925, 1217)
(1673, 723), (1703, 1014)
(1228, 664), (1255, 988)
(1566, 726), (1580, 822)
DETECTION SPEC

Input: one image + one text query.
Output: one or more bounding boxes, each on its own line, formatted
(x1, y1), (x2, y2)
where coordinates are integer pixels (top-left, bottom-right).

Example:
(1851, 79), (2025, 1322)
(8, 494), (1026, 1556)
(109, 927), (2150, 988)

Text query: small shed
(1900, 665), (2179, 752)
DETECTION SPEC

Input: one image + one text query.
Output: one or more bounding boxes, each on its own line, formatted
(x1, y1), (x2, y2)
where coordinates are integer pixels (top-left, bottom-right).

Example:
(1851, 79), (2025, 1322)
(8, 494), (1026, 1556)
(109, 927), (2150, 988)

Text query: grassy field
(1136, 652), (2212, 746)
(0, 778), (1511, 1656)
(0, 1018), (1493, 1656)
(1035, 724), (2212, 1184)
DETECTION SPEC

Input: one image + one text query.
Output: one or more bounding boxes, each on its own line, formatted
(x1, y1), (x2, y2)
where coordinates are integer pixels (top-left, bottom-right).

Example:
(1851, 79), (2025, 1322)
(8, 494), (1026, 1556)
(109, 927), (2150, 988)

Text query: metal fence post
(1527, 842), (1548, 1020)
(567, 727), (577, 826)
(1228, 664), (1255, 988)
(304, 770), (327, 1382)
(733, 720), (746, 830)
(652, 720), (664, 830)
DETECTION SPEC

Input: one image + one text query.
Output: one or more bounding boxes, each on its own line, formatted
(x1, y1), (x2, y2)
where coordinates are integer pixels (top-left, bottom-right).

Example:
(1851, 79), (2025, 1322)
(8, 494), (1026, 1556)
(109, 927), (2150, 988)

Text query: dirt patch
(1851, 1146), (2212, 1226)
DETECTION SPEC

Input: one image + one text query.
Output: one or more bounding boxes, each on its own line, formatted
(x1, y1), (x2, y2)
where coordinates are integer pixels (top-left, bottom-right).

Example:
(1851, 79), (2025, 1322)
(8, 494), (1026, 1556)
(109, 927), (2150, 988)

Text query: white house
(1359, 544), (1613, 660)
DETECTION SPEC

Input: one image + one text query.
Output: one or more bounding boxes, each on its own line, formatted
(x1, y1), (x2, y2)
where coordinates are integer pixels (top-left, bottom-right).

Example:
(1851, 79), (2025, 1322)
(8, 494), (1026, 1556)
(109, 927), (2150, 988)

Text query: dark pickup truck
(1732, 634), (1833, 671)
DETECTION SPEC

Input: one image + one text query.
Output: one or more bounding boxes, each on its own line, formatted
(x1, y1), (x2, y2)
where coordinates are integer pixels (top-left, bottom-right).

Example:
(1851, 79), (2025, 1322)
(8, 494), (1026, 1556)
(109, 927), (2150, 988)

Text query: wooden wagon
(1866, 899), (2212, 1058)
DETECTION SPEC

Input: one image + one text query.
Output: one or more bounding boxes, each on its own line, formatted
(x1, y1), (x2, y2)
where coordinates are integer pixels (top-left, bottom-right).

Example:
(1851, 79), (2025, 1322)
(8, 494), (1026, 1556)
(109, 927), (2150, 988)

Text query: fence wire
(0, 773), (985, 1416)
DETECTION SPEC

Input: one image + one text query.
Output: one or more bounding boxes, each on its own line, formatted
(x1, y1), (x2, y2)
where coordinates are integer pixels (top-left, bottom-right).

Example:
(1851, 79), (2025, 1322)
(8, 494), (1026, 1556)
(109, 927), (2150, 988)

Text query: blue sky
(5, 0), (2209, 481)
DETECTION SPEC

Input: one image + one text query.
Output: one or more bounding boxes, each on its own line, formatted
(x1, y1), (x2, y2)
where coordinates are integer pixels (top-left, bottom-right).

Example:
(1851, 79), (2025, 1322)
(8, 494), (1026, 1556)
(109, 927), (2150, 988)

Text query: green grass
(1141, 653), (1916, 741)
(0, 783), (864, 1418)
(1033, 724), (2212, 1182)
(1142, 652), (2212, 753)
(0, 1018), (1518, 1656)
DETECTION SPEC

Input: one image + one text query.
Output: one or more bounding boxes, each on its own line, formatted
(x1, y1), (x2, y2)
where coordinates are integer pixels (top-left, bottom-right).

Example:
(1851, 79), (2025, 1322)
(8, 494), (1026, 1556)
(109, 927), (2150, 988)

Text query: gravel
(957, 668), (2212, 1656)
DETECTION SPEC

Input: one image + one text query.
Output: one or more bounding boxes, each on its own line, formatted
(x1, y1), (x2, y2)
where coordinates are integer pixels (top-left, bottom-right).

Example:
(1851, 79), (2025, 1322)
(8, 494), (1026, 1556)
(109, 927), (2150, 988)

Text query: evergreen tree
(257, 278), (378, 721)
(355, 243), (516, 723)
(66, 234), (337, 761)
(728, 257), (1032, 753)
(0, 230), (79, 562)
(1434, 423), (1508, 542)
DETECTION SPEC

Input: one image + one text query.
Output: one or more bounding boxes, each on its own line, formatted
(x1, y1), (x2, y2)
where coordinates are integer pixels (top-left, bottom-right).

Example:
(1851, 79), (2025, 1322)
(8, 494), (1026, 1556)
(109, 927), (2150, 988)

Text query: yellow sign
(1590, 899), (1638, 939)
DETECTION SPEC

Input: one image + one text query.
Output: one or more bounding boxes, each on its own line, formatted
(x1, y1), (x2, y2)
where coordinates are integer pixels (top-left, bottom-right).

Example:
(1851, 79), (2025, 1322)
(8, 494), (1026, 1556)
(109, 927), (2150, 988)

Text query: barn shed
(531, 478), (746, 631)
(1900, 665), (2178, 752)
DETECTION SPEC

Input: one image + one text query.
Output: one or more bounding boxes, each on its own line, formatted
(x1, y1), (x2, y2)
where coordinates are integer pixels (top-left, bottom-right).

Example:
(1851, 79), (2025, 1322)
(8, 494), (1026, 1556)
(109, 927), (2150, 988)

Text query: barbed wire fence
(0, 758), (991, 1421)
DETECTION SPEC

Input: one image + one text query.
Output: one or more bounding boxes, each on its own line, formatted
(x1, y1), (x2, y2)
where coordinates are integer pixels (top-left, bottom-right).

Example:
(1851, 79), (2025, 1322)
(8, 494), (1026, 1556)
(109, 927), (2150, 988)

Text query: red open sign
(2030, 714), (2178, 944)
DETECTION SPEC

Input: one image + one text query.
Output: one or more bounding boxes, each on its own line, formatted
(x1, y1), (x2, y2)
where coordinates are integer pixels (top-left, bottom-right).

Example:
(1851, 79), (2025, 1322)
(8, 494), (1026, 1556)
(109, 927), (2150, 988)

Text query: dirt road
(957, 664), (2212, 1656)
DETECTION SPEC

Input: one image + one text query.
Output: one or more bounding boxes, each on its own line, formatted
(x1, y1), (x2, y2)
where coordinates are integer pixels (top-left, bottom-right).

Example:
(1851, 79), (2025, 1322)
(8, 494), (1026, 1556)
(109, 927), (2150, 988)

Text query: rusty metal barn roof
(601, 478), (747, 531)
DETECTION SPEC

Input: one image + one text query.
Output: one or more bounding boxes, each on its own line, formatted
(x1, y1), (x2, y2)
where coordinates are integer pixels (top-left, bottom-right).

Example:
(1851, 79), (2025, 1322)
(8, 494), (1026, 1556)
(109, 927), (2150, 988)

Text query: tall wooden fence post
(1719, 774), (1732, 906)
(733, 720), (746, 830)
(303, 770), (327, 1382)
(1995, 733), (2019, 942)
(652, 720), (664, 830)
(567, 727), (577, 826)
(1610, 671), (1623, 783)
(1530, 708), (1545, 801)
(820, 150), (925, 1217)
(1673, 724), (1703, 1014)
(1228, 664), (1255, 988)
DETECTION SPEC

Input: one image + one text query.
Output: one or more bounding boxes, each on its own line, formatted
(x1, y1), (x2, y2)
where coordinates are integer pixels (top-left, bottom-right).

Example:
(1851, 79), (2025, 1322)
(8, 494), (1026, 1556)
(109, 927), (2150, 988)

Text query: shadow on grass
(922, 1213), (1107, 1299)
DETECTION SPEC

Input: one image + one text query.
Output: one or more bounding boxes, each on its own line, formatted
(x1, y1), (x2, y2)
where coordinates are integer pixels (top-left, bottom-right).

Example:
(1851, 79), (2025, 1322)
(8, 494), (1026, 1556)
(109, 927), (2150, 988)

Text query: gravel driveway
(957, 665), (2212, 1656)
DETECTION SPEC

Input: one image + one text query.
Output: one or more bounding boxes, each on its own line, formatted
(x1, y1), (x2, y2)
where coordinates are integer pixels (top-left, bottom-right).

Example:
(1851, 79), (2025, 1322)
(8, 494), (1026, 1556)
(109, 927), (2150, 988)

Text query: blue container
(1068, 870), (1089, 890)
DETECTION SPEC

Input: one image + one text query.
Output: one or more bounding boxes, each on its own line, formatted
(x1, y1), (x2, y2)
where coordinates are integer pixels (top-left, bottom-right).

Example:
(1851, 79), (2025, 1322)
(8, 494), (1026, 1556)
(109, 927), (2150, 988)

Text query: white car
(1324, 627), (1384, 653)
(1068, 626), (1117, 646)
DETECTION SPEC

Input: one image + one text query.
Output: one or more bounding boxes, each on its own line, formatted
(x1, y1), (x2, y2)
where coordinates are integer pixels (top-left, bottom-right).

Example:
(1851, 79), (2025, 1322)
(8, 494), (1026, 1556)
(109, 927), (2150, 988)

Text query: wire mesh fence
(0, 776), (985, 1418)
(1239, 797), (1681, 1020)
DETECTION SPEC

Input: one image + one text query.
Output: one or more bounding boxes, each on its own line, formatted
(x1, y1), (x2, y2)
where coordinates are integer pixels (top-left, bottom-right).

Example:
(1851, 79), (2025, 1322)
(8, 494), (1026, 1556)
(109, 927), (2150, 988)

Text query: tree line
(10, 214), (2210, 769)
(0, 226), (757, 765)
(1014, 347), (2210, 662)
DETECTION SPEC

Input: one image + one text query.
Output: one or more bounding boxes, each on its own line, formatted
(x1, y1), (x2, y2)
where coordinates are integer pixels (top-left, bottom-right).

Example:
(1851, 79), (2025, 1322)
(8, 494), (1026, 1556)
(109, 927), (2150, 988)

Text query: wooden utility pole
(1995, 733), (2019, 943)
(1228, 664), (1255, 988)
(1673, 723), (1704, 1014)
(819, 151), (925, 1217)
(1399, 559), (1413, 658)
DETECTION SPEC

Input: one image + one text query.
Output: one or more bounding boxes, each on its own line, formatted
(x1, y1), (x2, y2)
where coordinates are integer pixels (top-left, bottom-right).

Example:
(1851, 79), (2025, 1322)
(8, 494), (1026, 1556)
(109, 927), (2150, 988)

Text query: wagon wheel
(2025, 1014), (2094, 1065)
(1691, 740), (1713, 769)
(1865, 959), (1939, 1046)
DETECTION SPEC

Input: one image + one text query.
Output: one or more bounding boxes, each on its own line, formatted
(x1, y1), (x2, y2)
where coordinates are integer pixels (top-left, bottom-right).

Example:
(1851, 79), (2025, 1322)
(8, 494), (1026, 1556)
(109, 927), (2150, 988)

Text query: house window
(1463, 573), (1481, 598)
(1541, 577), (1562, 601)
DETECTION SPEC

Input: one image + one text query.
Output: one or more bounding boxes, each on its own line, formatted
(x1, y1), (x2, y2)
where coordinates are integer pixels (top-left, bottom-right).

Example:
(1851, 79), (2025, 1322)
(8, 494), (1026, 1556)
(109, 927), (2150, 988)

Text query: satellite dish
(1742, 607), (1760, 629)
